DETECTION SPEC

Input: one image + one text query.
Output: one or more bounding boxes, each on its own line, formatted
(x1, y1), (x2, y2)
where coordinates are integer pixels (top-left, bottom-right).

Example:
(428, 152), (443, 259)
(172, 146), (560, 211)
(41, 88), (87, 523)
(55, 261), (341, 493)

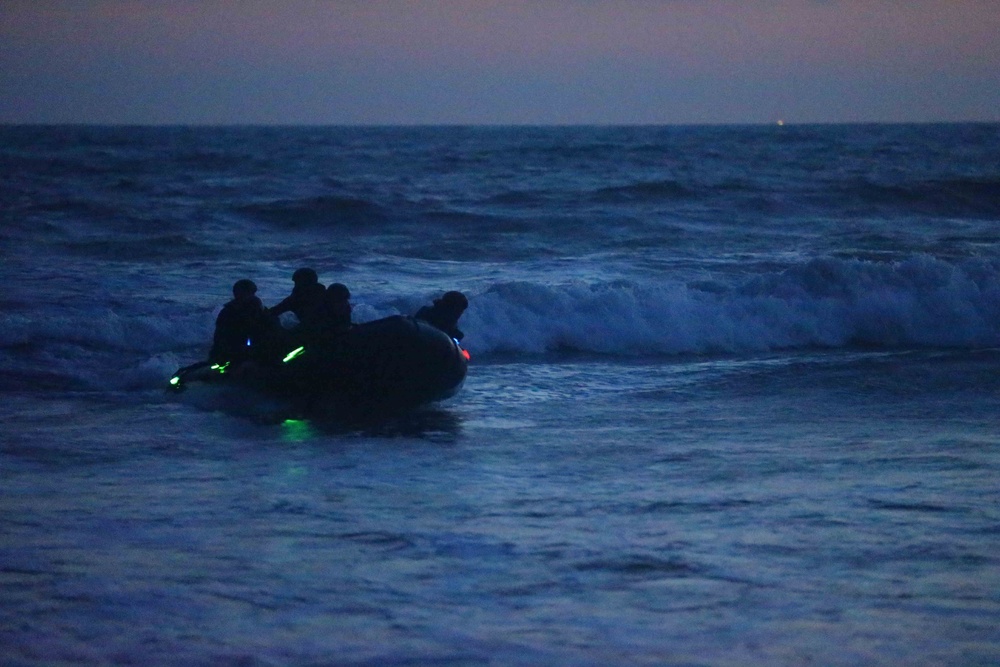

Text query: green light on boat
(283, 346), (305, 363)
(169, 376), (180, 386)
(210, 362), (231, 374)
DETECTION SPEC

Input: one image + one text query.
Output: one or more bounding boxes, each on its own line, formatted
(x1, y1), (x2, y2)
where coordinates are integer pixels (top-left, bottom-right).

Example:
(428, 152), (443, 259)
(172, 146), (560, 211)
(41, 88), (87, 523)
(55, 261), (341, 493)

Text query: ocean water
(2, 124), (1000, 665)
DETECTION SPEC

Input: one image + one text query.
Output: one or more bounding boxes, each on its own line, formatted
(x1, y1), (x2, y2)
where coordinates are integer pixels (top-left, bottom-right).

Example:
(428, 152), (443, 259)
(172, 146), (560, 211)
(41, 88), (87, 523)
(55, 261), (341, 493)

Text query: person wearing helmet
(415, 290), (468, 341)
(209, 278), (267, 364)
(270, 267), (327, 328)
(324, 282), (353, 335)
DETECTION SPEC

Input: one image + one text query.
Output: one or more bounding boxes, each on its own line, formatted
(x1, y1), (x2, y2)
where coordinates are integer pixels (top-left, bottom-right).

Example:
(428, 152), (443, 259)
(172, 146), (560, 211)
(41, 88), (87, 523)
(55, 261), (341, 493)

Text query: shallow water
(4, 348), (999, 665)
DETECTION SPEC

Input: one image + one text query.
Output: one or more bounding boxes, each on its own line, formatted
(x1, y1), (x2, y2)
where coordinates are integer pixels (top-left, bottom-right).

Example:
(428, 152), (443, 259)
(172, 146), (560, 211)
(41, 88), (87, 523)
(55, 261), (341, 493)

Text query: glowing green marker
(283, 346), (305, 363)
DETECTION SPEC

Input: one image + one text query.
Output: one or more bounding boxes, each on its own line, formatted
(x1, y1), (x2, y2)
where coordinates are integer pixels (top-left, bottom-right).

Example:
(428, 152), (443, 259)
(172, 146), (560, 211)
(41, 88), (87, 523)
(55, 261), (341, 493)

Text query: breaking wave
(463, 255), (1000, 355)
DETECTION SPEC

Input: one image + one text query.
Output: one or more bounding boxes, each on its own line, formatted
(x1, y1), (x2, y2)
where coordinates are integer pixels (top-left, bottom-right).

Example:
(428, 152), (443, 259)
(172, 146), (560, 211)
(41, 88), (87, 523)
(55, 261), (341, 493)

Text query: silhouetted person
(270, 267), (326, 329)
(324, 282), (353, 335)
(415, 290), (468, 341)
(209, 279), (267, 364)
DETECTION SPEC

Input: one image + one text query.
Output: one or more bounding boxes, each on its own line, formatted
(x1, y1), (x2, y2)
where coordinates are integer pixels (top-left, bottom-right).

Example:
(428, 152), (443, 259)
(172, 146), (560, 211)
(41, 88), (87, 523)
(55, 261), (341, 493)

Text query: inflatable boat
(169, 315), (469, 415)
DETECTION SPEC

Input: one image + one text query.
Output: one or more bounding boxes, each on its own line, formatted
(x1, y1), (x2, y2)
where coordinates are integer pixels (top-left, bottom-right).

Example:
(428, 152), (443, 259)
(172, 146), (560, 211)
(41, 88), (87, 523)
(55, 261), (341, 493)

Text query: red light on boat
(461, 349), (471, 361)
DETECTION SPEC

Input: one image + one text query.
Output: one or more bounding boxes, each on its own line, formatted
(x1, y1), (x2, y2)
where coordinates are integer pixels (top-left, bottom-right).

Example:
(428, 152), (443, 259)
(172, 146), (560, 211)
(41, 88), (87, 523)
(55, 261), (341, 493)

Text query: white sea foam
(463, 255), (1000, 355)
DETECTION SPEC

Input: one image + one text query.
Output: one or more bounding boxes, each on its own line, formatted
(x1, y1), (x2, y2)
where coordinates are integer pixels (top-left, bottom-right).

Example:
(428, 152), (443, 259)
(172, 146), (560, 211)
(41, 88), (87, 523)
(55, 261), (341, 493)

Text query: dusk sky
(3, 0), (999, 125)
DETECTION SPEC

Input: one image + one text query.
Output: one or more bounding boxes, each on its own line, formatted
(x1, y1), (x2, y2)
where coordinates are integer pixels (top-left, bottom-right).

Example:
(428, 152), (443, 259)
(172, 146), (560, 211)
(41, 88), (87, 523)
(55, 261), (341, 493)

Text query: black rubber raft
(169, 315), (469, 416)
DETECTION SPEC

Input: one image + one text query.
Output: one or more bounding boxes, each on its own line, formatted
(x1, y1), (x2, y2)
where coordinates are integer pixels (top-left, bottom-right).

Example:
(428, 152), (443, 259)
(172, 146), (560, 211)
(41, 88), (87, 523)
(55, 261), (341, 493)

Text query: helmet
(327, 282), (350, 299)
(438, 291), (468, 311)
(232, 279), (257, 296)
(292, 267), (318, 285)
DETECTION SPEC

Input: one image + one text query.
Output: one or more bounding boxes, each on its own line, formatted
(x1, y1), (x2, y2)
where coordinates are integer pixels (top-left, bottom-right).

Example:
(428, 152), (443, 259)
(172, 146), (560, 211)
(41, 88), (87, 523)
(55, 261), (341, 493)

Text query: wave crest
(464, 255), (1000, 355)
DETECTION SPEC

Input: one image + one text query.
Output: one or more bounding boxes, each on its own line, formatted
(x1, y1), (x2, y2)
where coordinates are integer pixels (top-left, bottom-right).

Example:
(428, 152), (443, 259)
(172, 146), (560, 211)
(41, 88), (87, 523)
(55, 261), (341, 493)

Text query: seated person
(270, 267), (326, 329)
(209, 279), (267, 364)
(324, 282), (353, 335)
(415, 290), (468, 341)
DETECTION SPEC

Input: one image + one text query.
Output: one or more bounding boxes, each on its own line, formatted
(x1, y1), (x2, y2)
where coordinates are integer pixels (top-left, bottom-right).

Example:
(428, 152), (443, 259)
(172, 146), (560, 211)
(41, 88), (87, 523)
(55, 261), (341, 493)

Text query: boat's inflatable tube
(170, 315), (469, 415)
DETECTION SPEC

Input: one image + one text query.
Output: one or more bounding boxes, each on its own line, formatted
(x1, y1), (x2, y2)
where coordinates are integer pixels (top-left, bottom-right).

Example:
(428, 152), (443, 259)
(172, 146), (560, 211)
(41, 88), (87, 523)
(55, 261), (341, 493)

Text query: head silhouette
(292, 267), (318, 286)
(232, 279), (257, 300)
(327, 283), (350, 300)
(436, 291), (468, 314)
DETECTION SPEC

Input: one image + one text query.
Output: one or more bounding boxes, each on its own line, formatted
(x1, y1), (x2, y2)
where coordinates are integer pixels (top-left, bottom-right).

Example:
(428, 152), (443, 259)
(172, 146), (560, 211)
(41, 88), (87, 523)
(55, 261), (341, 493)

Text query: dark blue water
(2, 124), (1000, 665)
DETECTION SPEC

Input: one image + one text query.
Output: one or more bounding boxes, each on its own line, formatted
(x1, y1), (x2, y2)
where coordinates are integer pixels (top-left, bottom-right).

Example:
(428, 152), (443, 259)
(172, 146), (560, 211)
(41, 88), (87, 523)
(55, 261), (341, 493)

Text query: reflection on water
(282, 407), (463, 443)
(280, 418), (317, 442)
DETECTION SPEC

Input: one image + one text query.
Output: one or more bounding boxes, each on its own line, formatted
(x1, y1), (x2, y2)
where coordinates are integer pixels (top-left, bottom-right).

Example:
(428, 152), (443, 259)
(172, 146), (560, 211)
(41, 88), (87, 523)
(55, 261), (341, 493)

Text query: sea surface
(2, 124), (1000, 665)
